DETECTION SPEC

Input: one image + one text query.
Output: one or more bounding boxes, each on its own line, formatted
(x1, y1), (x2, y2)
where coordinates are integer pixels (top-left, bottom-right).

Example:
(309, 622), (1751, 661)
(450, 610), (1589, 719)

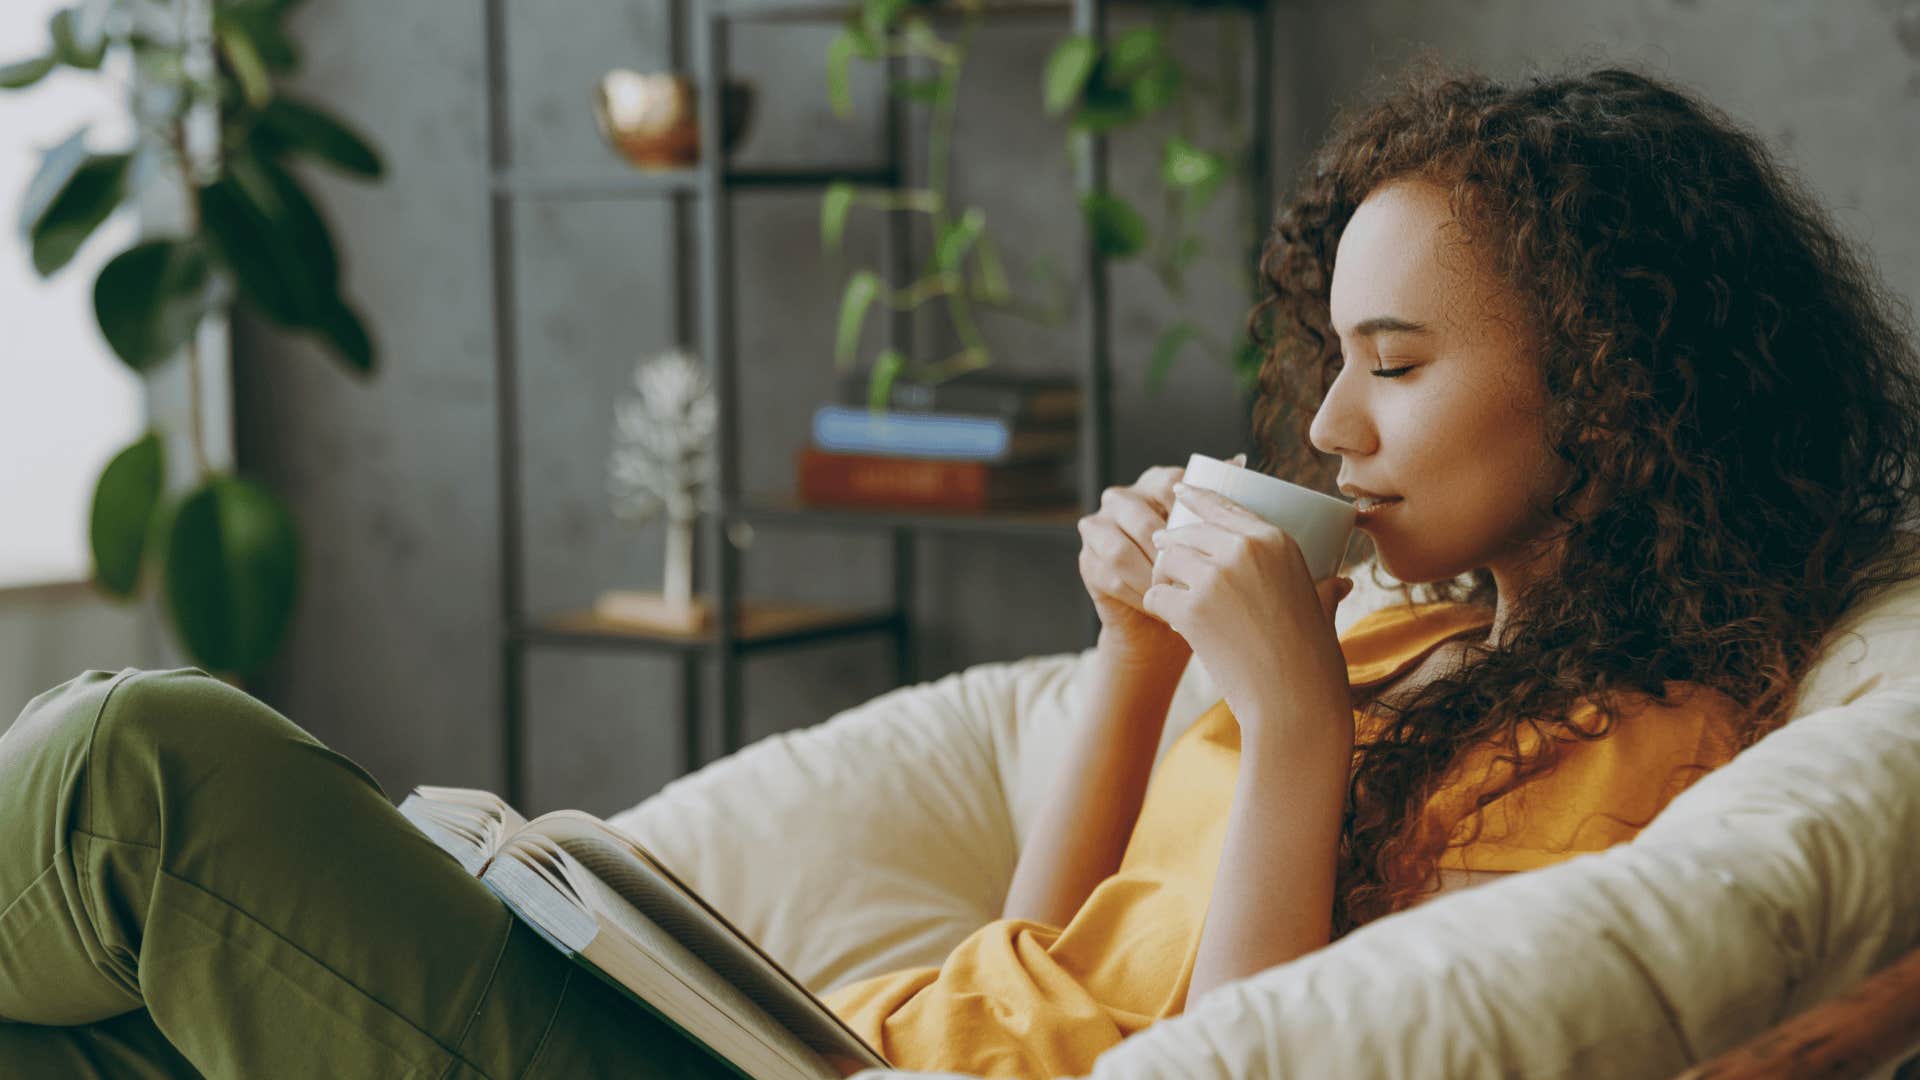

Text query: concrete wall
(218, 0), (1919, 816)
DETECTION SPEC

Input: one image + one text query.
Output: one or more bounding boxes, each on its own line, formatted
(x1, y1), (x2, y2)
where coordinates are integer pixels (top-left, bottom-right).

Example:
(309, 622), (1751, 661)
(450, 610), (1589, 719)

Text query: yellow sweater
(819, 601), (1744, 1078)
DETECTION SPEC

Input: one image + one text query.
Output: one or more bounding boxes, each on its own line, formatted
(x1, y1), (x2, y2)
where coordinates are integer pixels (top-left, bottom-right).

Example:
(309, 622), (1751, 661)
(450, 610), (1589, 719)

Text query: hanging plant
(821, 0), (1070, 408)
(1044, 2), (1264, 398)
(4, 0), (385, 684)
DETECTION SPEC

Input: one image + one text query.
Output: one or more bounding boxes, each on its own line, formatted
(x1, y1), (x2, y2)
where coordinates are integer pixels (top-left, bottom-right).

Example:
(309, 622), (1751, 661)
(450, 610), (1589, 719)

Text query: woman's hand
(1143, 478), (1355, 754)
(1077, 460), (1245, 670)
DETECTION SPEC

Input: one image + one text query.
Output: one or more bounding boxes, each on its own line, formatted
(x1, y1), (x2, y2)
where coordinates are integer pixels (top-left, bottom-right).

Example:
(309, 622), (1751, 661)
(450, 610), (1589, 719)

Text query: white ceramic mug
(1162, 452), (1357, 581)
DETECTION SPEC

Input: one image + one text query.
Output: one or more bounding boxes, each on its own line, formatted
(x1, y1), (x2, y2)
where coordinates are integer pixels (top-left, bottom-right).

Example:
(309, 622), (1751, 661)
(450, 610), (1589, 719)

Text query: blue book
(812, 405), (1077, 464)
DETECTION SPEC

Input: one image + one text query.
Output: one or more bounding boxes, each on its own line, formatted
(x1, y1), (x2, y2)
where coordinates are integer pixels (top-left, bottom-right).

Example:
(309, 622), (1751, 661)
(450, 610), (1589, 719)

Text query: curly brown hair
(1246, 57), (1920, 936)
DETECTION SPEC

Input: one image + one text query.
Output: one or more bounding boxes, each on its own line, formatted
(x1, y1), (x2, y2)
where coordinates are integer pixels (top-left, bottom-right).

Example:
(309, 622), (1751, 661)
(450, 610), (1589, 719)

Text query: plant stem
(922, 9), (989, 369)
(175, 0), (213, 481)
(858, 187), (944, 215)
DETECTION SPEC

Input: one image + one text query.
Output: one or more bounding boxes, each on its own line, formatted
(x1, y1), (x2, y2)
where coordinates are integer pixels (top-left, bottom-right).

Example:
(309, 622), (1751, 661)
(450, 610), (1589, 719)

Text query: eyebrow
(1339, 316), (1434, 339)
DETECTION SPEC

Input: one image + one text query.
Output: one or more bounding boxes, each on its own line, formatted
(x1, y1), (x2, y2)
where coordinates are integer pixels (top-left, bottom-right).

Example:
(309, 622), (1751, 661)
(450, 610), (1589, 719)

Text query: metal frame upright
(482, 0), (1270, 810)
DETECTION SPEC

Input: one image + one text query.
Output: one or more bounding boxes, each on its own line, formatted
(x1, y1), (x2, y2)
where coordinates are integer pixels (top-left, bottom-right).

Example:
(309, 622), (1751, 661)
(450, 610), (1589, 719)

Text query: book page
(526, 812), (889, 1070)
(398, 786), (528, 875)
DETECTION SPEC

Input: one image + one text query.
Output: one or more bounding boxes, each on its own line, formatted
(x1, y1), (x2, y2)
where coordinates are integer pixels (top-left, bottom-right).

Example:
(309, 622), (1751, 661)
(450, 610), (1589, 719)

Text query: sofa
(606, 551), (1920, 1078)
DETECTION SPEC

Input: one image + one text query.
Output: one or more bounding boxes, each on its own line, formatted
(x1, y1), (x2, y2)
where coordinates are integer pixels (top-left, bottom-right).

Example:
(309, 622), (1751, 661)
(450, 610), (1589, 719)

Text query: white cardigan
(607, 555), (1920, 1078)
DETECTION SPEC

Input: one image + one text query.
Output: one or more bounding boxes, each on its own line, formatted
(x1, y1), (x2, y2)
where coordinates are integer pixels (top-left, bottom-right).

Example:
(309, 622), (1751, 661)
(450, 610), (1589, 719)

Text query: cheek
(1370, 385), (1556, 572)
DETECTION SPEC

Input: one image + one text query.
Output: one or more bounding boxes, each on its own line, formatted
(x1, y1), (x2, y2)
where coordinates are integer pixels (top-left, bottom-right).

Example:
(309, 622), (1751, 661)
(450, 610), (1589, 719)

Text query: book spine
(811, 405), (1077, 464)
(797, 448), (1073, 511)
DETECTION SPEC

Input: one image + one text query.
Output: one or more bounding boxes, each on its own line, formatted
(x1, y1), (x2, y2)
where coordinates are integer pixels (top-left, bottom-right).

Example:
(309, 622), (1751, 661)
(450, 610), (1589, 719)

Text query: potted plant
(1044, 2), (1266, 397)
(2, 0), (385, 686)
(821, 0), (1070, 406)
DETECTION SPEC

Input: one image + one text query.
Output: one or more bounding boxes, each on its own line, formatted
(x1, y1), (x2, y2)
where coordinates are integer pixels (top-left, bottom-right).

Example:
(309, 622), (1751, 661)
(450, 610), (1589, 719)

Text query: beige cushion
(607, 545), (1920, 1077)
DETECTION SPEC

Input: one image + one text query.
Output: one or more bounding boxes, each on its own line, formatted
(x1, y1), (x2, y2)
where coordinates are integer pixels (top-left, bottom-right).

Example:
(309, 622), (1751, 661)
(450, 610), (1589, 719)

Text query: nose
(1308, 362), (1374, 457)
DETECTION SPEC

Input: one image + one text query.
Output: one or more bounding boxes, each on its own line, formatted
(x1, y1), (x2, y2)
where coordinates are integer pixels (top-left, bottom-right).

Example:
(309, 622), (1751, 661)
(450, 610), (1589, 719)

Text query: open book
(396, 786), (891, 1080)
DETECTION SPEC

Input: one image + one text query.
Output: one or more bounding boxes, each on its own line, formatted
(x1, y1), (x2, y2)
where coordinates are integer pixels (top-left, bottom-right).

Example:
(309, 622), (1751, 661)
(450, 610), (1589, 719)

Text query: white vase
(663, 513), (695, 611)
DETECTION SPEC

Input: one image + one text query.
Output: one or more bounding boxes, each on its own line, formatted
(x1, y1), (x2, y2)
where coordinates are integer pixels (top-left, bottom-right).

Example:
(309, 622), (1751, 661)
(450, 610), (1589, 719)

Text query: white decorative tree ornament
(603, 347), (720, 631)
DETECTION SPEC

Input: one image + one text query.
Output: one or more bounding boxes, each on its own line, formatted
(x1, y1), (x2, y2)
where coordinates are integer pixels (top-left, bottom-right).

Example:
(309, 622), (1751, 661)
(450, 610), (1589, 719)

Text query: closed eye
(1333, 355), (1416, 379)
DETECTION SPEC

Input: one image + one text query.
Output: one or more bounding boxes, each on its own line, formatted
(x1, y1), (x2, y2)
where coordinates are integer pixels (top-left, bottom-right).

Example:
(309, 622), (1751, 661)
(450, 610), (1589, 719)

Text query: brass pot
(592, 70), (755, 170)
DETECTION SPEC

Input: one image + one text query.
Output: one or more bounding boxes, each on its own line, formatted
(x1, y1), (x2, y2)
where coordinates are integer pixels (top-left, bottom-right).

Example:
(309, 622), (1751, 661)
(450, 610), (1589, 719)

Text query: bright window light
(1, 0), (144, 590)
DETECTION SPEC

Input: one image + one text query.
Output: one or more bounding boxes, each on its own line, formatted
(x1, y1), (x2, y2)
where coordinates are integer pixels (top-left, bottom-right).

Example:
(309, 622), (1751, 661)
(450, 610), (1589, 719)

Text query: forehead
(1329, 179), (1487, 340)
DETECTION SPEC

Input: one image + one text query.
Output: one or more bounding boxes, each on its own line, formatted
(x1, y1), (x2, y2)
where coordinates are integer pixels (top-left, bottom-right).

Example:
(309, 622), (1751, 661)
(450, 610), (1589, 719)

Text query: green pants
(0, 667), (738, 1079)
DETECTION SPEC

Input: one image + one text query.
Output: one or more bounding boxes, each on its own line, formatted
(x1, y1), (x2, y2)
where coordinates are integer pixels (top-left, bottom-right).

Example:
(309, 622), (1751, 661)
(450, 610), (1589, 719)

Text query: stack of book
(796, 369), (1083, 513)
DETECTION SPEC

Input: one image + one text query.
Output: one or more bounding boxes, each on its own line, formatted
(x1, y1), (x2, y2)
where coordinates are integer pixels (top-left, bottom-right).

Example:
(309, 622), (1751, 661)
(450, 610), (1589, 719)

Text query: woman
(4, 61), (1918, 1079)
(819, 59), (1920, 1077)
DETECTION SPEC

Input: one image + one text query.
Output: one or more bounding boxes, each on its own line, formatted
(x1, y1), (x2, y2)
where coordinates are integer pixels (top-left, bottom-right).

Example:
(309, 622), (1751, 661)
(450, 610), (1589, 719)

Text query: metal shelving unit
(483, 0), (1272, 808)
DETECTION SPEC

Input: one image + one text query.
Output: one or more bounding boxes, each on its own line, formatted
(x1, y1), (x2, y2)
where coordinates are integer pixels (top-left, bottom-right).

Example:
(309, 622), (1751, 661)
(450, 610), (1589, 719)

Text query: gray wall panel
(223, 0), (1919, 815)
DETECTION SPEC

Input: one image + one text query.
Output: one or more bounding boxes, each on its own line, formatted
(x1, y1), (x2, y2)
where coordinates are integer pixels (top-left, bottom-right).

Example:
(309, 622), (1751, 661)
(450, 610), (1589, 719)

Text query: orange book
(797, 448), (1076, 512)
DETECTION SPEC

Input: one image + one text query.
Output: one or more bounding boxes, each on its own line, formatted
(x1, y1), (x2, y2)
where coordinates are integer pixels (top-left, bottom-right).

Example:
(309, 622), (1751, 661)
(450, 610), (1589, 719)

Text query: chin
(1364, 535), (1473, 588)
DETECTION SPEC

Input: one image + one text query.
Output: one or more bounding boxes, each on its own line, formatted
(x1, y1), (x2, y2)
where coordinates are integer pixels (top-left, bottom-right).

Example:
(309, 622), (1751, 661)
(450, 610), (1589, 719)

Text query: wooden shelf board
(714, 0), (1265, 22)
(735, 491), (1084, 534)
(528, 599), (897, 646)
(492, 166), (894, 201)
(716, 0), (1072, 22)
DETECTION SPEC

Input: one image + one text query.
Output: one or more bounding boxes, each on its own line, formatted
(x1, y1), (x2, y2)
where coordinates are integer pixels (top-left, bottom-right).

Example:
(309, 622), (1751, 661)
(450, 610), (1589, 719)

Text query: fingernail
(1151, 529), (1166, 545)
(1173, 482), (1191, 494)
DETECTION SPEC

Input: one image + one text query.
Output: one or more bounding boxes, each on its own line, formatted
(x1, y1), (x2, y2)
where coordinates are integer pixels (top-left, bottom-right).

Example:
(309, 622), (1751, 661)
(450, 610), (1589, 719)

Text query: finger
(1230, 452), (1247, 467)
(1138, 467), (1185, 510)
(1171, 482), (1268, 536)
(1104, 484), (1177, 551)
(1142, 577), (1188, 627)
(1135, 464), (1185, 496)
(1082, 511), (1152, 580)
(1082, 516), (1157, 607)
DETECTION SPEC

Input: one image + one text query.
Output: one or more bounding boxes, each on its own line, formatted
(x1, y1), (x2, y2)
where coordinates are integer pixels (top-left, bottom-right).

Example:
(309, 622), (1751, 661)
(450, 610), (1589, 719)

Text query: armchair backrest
(1008, 542), (1920, 851)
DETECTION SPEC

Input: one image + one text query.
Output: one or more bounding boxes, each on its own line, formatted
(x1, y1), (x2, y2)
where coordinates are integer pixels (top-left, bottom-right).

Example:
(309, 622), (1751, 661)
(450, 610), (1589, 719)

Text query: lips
(1353, 497), (1402, 520)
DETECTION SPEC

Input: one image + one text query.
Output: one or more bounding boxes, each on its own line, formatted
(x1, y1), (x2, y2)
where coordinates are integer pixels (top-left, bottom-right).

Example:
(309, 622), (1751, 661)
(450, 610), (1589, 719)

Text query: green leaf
(867, 347), (907, 411)
(198, 176), (325, 326)
(1161, 136), (1224, 191)
(826, 32), (857, 119)
(835, 270), (882, 372)
(971, 229), (1009, 302)
(312, 298), (374, 374)
(51, 8), (106, 70)
(28, 152), (129, 276)
(162, 474), (301, 678)
(217, 23), (272, 108)
(1043, 35), (1096, 116)
(821, 181), (855, 255)
(1146, 320), (1198, 396)
(214, 4), (299, 72)
(840, 18), (883, 61)
(19, 128), (91, 238)
(933, 207), (984, 273)
(256, 98), (383, 178)
(888, 77), (948, 105)
(94, 240), (213, 371)
(1105, 28), (1162, 83)
(89, 432), (165, 598)
(1081, 191), (1147, 260)
(1069, 68), (1139, 133)
(898, 17), (942, 57)
(1172, 234), (1204, 274)
(235, 148), (337, 289)
(860, 0), (910, 43)
(0, 55), (57, 89)
(1129, 61), (1179, 115)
